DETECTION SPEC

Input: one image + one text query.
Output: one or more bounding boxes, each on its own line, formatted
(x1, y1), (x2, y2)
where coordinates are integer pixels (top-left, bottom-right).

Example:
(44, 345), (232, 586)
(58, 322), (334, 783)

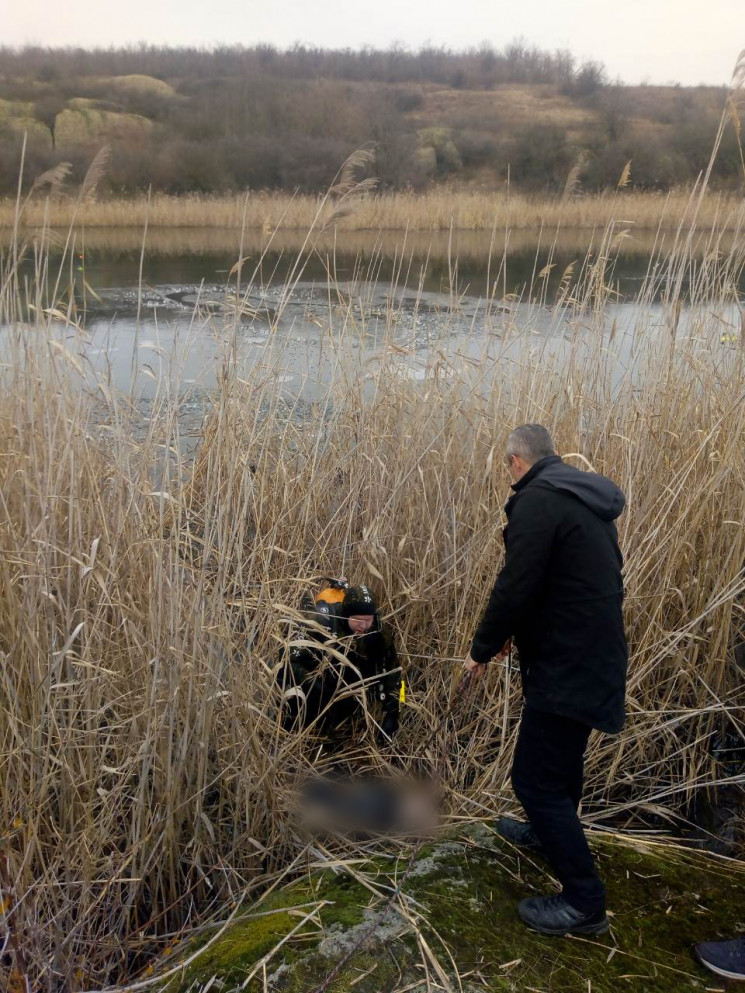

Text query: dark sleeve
(470, 490), (557, 664)
(277, 628), (318, 687)
(379, 629), (400, 719)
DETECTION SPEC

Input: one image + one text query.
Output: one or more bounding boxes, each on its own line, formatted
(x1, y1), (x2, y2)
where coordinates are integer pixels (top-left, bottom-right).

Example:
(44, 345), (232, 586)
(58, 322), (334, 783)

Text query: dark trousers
(511, 704), (605, 913)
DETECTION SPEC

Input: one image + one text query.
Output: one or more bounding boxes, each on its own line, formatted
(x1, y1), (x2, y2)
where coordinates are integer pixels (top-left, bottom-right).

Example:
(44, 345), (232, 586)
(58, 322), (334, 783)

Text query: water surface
(6, 225), (743, 424)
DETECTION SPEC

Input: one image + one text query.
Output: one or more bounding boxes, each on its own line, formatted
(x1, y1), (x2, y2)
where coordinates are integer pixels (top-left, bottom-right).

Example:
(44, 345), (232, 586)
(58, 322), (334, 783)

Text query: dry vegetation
(1, 42), (744, 197)
(3, 187), (745, 234)
(1, 145), (745, 991)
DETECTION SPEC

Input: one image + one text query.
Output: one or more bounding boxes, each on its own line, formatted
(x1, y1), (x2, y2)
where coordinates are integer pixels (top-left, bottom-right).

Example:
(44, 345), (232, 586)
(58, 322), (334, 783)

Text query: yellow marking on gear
(399, 679), (406, 704)
(316, 587), (345, 605)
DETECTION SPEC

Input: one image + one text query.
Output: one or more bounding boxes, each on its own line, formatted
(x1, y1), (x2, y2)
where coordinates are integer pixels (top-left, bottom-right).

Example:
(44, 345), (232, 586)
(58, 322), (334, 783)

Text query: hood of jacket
(515, 455), (626, 522)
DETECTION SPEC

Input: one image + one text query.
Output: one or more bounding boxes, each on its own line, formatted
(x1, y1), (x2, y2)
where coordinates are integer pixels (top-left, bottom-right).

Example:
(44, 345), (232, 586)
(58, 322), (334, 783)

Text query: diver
(277, 580), (401, 745)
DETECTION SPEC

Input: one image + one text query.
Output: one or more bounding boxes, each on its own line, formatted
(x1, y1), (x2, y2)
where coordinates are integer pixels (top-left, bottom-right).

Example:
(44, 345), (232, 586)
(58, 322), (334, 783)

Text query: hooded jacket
(470, 455), (628, 733)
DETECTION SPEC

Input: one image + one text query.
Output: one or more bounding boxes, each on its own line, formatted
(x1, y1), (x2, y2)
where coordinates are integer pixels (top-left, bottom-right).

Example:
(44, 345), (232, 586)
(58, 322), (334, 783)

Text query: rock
(0, 98), (53, 149)
(55, 106), (153, 148)
(102, 74), (176, 100)
(159, 824), (745, 992)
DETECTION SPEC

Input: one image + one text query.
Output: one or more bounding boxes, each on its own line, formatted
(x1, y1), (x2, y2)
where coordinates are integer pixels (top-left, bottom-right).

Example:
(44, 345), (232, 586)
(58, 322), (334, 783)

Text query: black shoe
(518, 894), (609, 936)
(497, 816), (543, 851)
(695, 936), (745, 980)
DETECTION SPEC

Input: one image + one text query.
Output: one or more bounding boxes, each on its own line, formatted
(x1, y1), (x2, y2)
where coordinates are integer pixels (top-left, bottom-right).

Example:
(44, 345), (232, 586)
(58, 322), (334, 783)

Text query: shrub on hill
(0, 43), (741, 197)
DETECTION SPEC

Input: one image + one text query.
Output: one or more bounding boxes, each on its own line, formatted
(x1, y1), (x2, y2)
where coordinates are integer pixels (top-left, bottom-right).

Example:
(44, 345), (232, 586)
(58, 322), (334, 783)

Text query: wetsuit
(278, 593), (400, 740)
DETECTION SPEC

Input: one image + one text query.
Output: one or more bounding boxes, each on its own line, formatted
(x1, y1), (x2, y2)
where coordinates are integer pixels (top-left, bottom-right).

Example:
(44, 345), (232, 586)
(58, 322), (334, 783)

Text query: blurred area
(293, 775), (440, 838)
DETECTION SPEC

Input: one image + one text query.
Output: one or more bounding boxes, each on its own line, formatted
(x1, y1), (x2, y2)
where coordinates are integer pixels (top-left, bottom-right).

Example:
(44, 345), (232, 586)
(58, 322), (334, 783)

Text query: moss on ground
(402, 827), (745, 992)
(164, 826), (745, 993)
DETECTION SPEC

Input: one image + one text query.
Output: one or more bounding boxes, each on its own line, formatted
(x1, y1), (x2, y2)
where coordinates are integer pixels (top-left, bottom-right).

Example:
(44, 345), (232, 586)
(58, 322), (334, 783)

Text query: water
(8, 226), (744, 423)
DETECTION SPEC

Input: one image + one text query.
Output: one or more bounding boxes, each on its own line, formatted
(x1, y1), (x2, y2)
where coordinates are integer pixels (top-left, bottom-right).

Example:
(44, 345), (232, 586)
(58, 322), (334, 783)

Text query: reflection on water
(4, 224), (743, 437)
(9, 223), (738, 260)
(9, 224), (742, 303)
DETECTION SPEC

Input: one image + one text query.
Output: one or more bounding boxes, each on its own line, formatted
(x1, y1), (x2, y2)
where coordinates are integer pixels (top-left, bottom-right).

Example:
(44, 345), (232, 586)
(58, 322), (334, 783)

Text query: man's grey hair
(506, 424), (556, 465)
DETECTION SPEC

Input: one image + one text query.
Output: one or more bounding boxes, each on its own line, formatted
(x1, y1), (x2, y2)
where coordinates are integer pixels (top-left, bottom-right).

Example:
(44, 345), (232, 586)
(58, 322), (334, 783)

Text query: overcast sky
(4, 0), (743, 87)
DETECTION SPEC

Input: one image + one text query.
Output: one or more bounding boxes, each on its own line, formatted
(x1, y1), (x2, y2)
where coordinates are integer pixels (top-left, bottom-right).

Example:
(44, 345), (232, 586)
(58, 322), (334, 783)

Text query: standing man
(464, 424), (628, 936)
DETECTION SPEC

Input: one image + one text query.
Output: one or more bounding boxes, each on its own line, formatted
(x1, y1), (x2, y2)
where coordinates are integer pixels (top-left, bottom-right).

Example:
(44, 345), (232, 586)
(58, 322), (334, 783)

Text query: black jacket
(470, 456), (628, 733)
(280, 610), (400, 729)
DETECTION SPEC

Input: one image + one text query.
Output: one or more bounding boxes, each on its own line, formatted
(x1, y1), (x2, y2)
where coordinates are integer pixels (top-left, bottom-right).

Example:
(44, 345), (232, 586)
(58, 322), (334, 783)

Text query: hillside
(0, 44), (742, 198)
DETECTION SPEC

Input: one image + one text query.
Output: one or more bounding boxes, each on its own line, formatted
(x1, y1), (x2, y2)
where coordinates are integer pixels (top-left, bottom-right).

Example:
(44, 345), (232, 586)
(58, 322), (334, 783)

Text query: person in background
(278, 580), (401, 745)
(463, 423), (628, 937)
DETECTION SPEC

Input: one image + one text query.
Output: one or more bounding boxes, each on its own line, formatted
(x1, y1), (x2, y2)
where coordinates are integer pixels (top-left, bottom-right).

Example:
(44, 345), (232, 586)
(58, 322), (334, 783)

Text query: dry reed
(0, 166), (744, 991)
(2, 186), (745, 235)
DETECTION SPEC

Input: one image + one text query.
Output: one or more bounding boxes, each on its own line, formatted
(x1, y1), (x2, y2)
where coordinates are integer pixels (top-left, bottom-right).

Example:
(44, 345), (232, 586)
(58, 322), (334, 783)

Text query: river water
(8, 225), (744, 439)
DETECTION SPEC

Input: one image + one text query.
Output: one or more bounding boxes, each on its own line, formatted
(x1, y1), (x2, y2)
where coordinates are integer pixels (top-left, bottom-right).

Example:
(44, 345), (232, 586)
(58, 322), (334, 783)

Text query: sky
(3, 0), (744, 87)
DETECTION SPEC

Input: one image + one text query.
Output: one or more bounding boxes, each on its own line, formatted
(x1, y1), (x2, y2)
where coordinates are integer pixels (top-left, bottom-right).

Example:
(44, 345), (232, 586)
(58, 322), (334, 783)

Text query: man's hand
(463, 653), (486, 678)
(463, 641), (510, 677)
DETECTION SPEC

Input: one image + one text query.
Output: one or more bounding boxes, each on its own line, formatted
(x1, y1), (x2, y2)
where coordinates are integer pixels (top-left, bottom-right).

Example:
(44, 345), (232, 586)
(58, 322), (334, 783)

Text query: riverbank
(164, 824), (745, 993)
(4, 187), (745, 233)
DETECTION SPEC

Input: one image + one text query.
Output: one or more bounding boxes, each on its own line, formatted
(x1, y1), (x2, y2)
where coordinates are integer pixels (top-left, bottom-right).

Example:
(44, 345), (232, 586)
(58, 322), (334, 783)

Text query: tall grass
(0, 174), (744, 991)
(2, 186), (745, 233)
